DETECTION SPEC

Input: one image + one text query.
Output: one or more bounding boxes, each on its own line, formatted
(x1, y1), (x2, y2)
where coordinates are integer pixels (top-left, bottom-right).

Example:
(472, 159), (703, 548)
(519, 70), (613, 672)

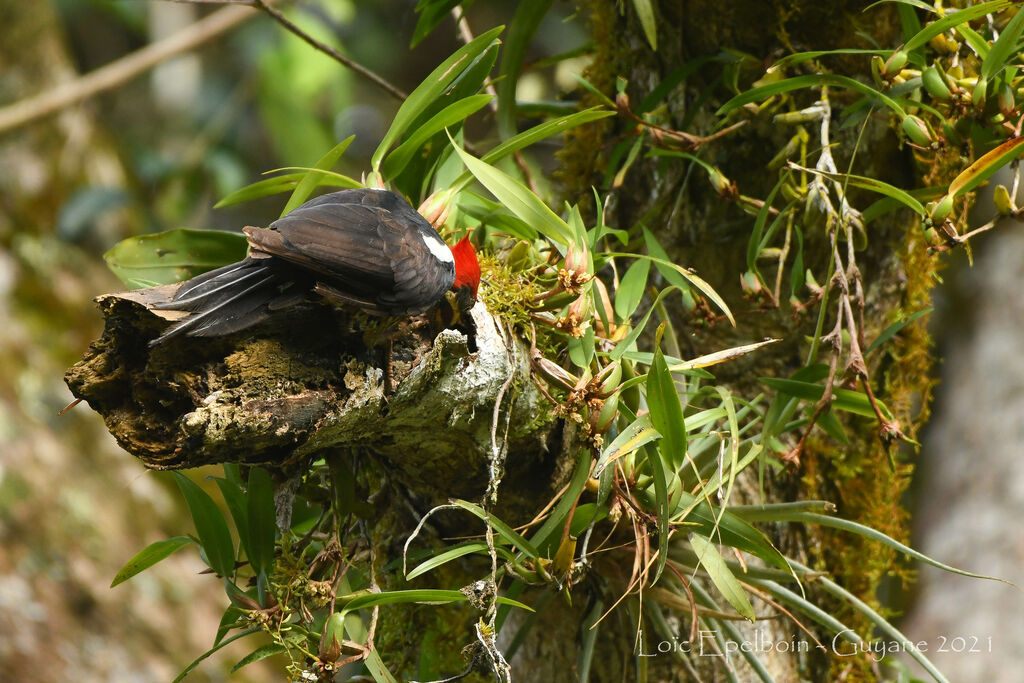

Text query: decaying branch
(65, 285), (561, 501)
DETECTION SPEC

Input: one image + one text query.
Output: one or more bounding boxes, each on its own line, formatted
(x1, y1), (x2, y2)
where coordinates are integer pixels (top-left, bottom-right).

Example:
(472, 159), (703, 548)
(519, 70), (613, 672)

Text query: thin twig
(252, 0), (407, 102)
(0, 3), (263, 134)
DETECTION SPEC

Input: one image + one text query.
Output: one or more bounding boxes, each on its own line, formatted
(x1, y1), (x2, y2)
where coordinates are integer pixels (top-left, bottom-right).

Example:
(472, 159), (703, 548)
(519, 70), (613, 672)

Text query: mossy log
(65, 286), (561, 501)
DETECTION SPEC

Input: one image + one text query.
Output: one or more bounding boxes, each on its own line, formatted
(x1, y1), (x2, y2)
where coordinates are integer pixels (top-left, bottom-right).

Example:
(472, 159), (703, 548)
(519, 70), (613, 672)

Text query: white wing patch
(421, 233), (454, 264)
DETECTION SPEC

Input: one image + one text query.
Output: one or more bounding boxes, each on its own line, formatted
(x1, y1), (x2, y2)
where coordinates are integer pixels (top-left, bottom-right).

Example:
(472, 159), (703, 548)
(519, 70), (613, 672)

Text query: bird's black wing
(247, 189), (454, 314)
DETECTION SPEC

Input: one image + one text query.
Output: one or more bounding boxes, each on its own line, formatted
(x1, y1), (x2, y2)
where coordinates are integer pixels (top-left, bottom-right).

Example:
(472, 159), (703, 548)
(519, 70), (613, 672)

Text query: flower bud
(973, 75), (988, 110)
(922, 65), (952, 100)
(883, 49), (908, 77)
(994, 184), (1013, 215)
(998, 81), (1016, 118)
(928, 194), (954, 222)
(559, 241), (593, 293)
(707, 167), (734, 197)
(417, 188), (455, 229)
(870, 55), (886, 87)
(320, 613), (346, 662)
(902, 115), (933, 146)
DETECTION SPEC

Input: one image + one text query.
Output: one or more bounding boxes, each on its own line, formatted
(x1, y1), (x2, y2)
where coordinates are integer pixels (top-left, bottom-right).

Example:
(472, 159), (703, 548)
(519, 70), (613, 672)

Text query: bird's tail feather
(149, 257), (300, 346)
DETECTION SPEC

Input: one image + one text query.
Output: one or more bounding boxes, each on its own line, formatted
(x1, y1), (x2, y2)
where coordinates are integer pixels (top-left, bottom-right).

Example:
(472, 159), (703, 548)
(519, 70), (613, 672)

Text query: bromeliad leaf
(110, 536), (194, 587)
(104, 229), (248, 288)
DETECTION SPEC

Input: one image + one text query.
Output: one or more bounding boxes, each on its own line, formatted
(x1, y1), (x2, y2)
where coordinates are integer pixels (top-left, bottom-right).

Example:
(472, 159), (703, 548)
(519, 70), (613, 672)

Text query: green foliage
(104, 2), (1024, 680)
(104, 229), (248, 288)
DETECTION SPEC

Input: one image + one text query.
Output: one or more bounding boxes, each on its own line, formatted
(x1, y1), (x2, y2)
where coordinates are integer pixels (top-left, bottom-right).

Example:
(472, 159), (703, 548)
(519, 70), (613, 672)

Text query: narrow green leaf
(689, 532), (756, 621)
(110, 536), (193, 587)
(645, 443), (672, 583)
(497, 0), (554, 138)
(768, 49), (888, 74)
(595, 414), (660, 476)
(864, 0), (935, 12)
(791, 559), (953, 683)
(104, 229), (248, 288)
(948, 136), (1024, 197)
(717, 74), (907, 118)
(631, 0), (658, 50)
(231, 643), (286, 672)
(340, 589), (533, 613)
(646, 336), (687, 470)
(759, 377), (889, 418)
(625, 248), (736, 325)
(173, 472), (236, 579)
(789, 513), (1016, 586)
(482, 108), (613, 167)
(866, 307), (932, 354)
(788, 162), (926, 215)
(172, 628), (259, 683)
(382, 94), (493, 178)
(246, 468), (276, 580)
(214, 173), (303, 209)
(614, 259), (651, 322)
(451, 499), (540, 559)
(449, 136), (573, 244)
(905, 1), (1009, 53)
(675, 492), (791, 572)
(578, 599), (603, 682)
(410, 0), (460, 47)
(572, 73), (617, 109)
(407, 542), (496, 580)
(341, 608), (399, 683)
(281, 136), (355, 217)
(213, 171), (360, 209)
(955, 24), (991, 60)
(213, 477), (249, 564)
(529, 449), (593, 553)
(609, 286), (677, 361)
(374, 26), (504, 171)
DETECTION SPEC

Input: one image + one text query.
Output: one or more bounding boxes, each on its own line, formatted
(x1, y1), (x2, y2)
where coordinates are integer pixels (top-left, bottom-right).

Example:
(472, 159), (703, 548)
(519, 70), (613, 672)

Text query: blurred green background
(0, 1), (584, 679)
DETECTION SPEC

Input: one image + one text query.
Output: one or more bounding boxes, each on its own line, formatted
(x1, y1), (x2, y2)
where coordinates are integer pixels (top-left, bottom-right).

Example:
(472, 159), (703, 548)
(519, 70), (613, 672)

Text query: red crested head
(450, 235), (480, 299)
